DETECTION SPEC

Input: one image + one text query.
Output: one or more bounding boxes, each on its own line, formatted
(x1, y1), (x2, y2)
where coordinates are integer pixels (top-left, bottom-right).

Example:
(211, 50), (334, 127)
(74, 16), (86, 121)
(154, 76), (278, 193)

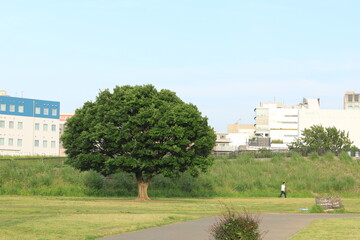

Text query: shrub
(309, 204), (325, 213)
(210, 206), (263, 240)
(106, 172), (136, 192)
(83, 170), (104, 190)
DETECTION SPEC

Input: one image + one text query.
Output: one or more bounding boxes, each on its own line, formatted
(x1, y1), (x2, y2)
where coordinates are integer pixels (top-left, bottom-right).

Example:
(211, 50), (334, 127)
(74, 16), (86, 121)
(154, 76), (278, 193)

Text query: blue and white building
(0, 91), (60, 156)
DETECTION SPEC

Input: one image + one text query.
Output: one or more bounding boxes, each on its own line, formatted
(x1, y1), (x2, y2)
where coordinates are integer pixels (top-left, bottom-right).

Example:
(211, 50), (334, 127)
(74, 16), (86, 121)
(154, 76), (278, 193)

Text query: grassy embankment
(1, 152), (360, 198)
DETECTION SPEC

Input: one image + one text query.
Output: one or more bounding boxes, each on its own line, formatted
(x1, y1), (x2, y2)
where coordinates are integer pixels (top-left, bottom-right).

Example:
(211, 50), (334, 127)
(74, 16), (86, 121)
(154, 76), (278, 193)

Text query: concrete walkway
(98, 213), (360, 240)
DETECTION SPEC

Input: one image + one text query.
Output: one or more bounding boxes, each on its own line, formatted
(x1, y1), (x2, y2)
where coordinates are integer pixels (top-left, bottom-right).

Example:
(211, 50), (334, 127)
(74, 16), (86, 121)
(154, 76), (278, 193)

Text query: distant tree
(61, 85), (216, 201)
(288, 125), (353, 155)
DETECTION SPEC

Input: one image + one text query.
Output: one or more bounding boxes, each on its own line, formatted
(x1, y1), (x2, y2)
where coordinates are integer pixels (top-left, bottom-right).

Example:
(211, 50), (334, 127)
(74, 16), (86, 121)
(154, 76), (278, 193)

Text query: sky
(1, 0), (360, 132)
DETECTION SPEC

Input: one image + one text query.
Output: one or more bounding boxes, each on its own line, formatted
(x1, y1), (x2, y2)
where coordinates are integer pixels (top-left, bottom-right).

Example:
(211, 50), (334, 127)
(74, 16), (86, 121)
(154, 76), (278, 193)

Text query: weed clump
(210, 206), (264, 240)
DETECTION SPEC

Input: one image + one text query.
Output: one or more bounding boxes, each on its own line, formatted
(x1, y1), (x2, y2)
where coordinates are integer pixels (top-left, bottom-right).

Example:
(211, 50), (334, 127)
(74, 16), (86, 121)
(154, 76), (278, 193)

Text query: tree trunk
(136, 173), (151, 201)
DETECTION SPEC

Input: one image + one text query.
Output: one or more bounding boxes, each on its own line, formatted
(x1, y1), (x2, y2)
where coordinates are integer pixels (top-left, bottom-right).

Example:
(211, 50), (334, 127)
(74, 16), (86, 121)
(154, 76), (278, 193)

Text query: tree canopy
(61, 85), (216, 200)
(288, 125), (353, 155)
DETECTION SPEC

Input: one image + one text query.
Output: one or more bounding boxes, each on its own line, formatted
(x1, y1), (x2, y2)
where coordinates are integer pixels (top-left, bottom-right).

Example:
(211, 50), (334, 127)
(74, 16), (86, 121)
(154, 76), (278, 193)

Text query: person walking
(279, 182), (286, 198)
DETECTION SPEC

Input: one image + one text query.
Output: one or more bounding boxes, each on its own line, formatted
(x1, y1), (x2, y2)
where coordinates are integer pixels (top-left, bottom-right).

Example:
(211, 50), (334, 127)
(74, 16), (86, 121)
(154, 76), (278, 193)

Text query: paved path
(99, 213), (360, 240)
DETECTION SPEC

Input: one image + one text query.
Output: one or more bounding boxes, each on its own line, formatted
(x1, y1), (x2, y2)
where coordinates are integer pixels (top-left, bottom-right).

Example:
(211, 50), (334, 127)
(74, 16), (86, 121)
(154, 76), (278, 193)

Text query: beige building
(59, 113), (74, 156)
(213, 132), (236, 155)
(344, 91), (360, 110)
(227, 123), (255, 136)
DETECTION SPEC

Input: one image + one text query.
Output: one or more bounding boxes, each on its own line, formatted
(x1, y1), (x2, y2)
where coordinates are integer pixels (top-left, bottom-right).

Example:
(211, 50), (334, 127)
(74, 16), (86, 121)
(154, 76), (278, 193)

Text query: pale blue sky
(1, 0), (360, 132)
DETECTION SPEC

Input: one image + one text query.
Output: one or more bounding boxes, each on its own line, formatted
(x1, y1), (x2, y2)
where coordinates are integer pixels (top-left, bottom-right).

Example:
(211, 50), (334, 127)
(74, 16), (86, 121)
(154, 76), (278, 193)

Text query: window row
(0, 121), (57, 131)
(35, 107), (58, 116)
(348, 102), (359, 107)
(35, 123), (57, 132)
(0, 104), (58, 116)
(0, 138), (23, 146)
(0, 104), (24, 113)
(34, 140), (57, 148)
(348, 94), (360, 102)
(0, 138), (57, 148)
(0, 120), (23, 129)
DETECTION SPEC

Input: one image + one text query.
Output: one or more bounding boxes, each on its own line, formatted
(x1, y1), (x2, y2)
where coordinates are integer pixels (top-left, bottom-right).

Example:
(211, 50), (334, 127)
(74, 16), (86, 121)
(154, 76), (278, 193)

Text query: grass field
(1, 196), (360, 240)
(1, 154), (360, 239)
(290, 218), (360, 240)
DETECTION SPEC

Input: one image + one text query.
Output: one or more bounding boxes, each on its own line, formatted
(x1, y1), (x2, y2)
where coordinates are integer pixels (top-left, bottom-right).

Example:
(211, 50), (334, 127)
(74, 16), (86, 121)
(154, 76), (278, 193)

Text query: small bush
(309, 204), (325, 213)
(83, 171), (104, 190)
(210, 206), (263, 240)
(106, 172), (136, 192)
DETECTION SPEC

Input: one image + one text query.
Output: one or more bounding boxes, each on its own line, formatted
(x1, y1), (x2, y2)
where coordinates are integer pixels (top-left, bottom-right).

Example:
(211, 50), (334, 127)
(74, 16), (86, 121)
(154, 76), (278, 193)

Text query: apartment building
(344, 91), (360, 110)
(0, 91), (60, 156)
(254, 96), (360, 148)
(254, 99), (319, 145)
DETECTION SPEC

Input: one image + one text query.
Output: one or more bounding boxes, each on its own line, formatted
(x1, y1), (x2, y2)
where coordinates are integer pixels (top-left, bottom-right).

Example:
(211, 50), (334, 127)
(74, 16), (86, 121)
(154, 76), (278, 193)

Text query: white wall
(0, 115), (59, 156)
(299, 109), (360, 148)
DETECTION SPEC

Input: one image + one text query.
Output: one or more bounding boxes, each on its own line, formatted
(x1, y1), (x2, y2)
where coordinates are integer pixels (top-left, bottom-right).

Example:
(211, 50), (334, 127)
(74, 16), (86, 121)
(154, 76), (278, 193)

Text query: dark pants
(279, 191), (286, 198)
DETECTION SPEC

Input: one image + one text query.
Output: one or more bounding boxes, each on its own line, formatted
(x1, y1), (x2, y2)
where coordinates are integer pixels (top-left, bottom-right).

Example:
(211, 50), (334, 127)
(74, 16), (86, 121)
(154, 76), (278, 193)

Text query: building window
(35, 107), (41, 114)
(51, 141), (56, 148)
(18, 105), (24, 113)
(43, 124), (48, 131)
(355, 95), (359, 102)
(0, 120), (4, 128)
(51, 124), (56, 131)
(8, 138), (13, 146)
(0, 104), (5, 111)
(18, 122), (23, 129)
(9, 105), (15, 112)
(0, 138), (4, 146)
(52, 109), (58, 116)
(348, 95), (353, 102)
(34, 140), (39, 147)
(9, 121), (14, 129)
(35, 123), (40, 130)
(43, 140), (47, 148)
(44, 108), (49, 115)
(17, 139), (22, 146)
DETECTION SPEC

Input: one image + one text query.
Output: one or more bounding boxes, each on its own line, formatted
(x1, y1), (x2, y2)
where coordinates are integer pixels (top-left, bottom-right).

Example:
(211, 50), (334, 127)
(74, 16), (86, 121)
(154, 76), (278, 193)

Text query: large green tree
(61, 85), (216, 200)
(288, 125), (353, 155)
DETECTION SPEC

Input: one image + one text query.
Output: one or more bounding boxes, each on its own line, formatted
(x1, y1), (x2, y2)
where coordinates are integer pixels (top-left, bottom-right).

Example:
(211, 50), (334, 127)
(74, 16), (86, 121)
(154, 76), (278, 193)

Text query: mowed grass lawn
(1, 196), (360, 240)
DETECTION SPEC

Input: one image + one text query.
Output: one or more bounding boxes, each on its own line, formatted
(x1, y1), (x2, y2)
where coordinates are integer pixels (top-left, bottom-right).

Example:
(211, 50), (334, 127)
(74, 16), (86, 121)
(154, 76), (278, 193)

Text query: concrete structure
(0, 91), (60, 156)
(299, 109), (360, 148)
(227, 123), (255, 136)
(213, 132), (236, 154)
(59, 113), (74, 156)
(254, 96), (360, 149)
(344, 91), (360, 110)
(254, 98), (320, 147)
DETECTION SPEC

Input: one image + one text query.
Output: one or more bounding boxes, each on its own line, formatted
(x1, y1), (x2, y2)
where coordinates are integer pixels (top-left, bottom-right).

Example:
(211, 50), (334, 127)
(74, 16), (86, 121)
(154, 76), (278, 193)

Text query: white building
(299, 109), (360, 148)
(254, 97), (360, 149)
(254, 98), (320, 146)
(0, 91), (60, 156)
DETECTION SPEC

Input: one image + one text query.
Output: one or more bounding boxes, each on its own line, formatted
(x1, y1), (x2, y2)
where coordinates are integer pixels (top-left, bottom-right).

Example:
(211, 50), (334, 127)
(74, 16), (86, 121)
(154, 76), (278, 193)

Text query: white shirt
(281, 184), (286, 191)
